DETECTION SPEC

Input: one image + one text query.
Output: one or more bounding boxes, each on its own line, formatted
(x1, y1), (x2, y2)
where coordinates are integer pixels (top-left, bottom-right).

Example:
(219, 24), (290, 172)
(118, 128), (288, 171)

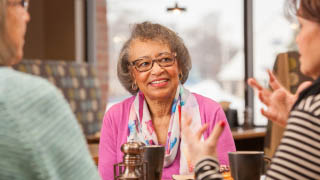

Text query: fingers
(274, 90), (287, 102)
(267, 70), (281, 90)
(261, 107), (286, 126)
(182, 112), (192, 127)
(207, 121), (226, 146)
(248, 78), (272, 98)
(267, 69), (276, 82)
(248, 78), (264, 91)
(249, 70), (282, 92)
(182, 113), (208, 141)
(261, 108), (277, 122)
(259, 91), (270, 106)
(196, 124), (208, 141)
(181, 114), (192, 139)
(262, 108), (287, 127)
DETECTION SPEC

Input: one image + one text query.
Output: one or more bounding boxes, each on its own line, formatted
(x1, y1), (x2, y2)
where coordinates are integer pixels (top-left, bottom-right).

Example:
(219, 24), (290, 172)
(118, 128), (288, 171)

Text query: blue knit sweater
(0, 67), (100, 180)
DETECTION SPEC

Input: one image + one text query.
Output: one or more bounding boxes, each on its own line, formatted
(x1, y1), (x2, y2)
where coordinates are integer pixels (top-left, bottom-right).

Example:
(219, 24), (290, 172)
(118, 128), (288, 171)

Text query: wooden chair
(264, 51), (313, 158)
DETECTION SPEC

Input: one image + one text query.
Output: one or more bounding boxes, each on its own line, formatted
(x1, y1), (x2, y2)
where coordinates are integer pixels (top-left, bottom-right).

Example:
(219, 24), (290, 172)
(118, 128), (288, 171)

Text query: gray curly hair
(0, 0), (16, 66)
(117, 21), (192, 95)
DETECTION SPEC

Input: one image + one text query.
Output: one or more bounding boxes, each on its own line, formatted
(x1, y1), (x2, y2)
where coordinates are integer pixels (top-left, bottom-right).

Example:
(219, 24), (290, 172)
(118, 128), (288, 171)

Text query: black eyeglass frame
(129, 52), (177, 72)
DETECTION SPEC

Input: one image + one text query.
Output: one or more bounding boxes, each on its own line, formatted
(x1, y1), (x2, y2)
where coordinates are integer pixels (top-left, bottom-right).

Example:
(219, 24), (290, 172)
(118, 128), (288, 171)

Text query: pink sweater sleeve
(194, 93), (236, 165)
(98, 97), (134, 180)
(212, 107), (236, 165)
(98, 109), (118, 179)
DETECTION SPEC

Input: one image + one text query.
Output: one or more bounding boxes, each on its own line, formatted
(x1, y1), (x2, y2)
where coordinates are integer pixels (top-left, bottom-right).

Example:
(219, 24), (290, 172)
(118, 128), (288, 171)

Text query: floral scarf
(127, 84), (203, 174)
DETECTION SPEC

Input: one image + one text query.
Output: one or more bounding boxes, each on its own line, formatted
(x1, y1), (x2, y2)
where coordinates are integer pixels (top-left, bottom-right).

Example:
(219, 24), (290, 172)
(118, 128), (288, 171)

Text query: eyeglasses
(129, 52), (176, 72)
(7, 0), (29, 11)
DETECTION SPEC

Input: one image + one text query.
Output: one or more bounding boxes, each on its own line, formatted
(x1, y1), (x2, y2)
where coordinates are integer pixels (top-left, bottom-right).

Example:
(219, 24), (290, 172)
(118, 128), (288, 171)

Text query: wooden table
(88, 127), (267, 164)
(231, 127), (267, 151)
(232, 127), (266, 140)
(88, 144), (99, 165)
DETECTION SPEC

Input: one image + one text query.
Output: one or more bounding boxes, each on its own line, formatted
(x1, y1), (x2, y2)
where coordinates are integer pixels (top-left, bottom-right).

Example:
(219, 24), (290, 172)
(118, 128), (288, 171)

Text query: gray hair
(0, 0), (16, 66)
(117, 21), (192, 95)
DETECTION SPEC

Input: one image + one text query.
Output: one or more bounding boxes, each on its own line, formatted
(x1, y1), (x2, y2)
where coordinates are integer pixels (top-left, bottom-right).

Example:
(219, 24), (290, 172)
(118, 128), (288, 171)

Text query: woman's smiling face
(129, 39), (180, 101)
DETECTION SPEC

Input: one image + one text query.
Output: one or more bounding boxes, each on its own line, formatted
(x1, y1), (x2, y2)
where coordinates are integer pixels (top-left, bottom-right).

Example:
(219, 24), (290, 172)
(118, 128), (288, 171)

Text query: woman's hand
(248, 70), (312, 127)
(181, 114), (226, 165)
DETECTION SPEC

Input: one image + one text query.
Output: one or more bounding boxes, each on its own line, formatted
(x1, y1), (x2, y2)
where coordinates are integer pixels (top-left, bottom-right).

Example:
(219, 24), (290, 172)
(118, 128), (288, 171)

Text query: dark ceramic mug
(143, 145), (165, 180)
(229, 151), (271, 180)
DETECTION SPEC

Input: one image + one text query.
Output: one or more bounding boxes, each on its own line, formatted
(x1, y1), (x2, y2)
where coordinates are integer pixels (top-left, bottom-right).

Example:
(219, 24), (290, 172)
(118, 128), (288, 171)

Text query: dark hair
(117, 21), (192, 94)
(287, 0), (320, 23)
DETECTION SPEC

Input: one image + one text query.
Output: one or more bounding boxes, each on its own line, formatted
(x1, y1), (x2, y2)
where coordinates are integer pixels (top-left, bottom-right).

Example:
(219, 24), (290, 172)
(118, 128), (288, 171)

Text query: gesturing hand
(181, 114), (226, 165)
(247, 70), (312, 127)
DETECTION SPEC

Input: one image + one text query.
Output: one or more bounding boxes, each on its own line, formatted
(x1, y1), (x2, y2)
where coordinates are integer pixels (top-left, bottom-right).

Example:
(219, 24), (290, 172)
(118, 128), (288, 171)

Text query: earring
(132, 82), (138, 91)
(179, 73), (183, 81)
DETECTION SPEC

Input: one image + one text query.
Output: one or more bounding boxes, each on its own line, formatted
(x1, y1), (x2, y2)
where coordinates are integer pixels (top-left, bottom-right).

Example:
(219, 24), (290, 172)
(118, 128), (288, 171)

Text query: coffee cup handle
(264, 156), (271, 164)
(263, 156), (272, 174)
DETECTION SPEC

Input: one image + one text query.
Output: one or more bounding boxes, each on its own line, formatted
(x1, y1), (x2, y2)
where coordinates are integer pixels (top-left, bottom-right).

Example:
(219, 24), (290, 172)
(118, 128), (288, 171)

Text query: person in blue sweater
(0, 0), (100, 179)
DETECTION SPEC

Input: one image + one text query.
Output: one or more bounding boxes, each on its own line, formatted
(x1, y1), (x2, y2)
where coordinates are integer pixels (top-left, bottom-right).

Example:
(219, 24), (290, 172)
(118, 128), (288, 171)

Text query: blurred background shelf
(232, 127), (266, 151)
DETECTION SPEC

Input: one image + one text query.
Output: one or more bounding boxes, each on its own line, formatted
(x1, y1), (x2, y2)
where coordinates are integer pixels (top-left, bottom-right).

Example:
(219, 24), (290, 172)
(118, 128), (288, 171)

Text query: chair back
(13, 59), (104, 138)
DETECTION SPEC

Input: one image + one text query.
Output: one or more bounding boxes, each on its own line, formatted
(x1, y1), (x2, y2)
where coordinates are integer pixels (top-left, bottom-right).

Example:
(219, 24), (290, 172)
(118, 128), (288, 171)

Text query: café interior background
(23, 0), (298, 126)
(107, 0), (297, 126)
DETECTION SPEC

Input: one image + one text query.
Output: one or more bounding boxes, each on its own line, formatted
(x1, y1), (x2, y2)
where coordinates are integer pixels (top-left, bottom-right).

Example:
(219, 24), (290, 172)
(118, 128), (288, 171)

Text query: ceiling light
(167, 2), (186, 14)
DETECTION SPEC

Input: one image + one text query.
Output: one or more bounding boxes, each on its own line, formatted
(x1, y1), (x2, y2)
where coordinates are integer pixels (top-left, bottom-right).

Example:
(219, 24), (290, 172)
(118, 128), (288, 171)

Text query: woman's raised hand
(247, 70), (312, 127)
(181, 114), (226, 165)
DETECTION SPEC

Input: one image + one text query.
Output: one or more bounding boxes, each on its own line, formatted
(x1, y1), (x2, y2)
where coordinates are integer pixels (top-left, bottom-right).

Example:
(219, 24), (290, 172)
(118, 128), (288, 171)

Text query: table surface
(231, 127), (267, 140)
(88, 127), (267, 164)
(88, 144), (99, 165)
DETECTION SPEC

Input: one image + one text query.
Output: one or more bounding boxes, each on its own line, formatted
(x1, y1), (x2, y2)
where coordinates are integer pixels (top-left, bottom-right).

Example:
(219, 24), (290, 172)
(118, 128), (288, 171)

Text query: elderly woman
(182, 0), (320, 179)
(98, 22), (236, 179)
(0, 0), (100, 179)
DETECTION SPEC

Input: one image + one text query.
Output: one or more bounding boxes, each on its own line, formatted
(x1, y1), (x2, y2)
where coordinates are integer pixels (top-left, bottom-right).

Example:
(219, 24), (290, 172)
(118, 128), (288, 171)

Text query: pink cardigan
(98, 93), (236, 180)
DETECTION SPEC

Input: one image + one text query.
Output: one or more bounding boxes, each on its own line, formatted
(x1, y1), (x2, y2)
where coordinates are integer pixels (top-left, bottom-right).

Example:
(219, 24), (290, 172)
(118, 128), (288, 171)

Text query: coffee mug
(228, 151), (271, 180)
(143, 145), (165, 180)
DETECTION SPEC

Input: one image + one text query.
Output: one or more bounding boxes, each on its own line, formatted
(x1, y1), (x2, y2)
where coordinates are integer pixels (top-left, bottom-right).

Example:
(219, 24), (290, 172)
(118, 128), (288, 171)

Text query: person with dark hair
(98, 21), (236, 179)
(0, 0), (100, 179)
(183, 0), (320, 179)
(249, 0), (320, 179)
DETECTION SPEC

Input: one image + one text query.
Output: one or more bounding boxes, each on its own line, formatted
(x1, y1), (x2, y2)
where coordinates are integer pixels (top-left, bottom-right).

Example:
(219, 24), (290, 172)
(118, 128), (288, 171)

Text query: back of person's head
(117, 21), (192, 94)
(0, 0), (16, 66)
(0, 0), (5, 28)
(288, 0), (320, 23)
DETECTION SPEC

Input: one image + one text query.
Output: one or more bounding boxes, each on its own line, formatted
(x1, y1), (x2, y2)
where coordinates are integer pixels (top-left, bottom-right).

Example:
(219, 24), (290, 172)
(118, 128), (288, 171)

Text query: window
(107, 0), (244, 124)
(253, 0), (297, 125)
